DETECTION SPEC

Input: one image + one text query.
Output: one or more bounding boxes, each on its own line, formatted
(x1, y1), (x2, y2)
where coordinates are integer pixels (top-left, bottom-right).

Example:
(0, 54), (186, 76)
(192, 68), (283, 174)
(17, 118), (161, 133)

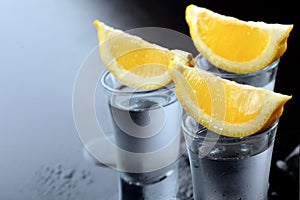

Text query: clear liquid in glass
(188, 144), (274, 200)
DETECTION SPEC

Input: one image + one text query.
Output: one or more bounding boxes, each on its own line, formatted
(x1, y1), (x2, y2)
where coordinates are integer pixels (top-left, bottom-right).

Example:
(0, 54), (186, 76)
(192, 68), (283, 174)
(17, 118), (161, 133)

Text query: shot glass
(101, 70), (183, 199)
(196, 54), (279, 91)
(182, 113), (279, 200)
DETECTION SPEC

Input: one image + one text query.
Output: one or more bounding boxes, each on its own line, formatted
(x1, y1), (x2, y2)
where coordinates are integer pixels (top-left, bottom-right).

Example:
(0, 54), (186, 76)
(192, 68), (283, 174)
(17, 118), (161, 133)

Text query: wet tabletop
(0, 0), (298, 199)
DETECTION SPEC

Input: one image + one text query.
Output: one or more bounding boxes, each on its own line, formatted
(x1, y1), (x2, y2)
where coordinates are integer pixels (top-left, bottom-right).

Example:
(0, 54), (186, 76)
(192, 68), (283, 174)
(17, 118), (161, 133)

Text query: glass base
(117, 154), (194, 200)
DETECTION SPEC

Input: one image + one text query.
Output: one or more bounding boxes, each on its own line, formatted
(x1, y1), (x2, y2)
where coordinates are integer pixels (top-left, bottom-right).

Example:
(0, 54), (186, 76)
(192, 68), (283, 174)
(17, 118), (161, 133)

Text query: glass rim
(100, 70), (175, 95)
(181, 113), (279, 141)
(195, 54), (280, 78)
